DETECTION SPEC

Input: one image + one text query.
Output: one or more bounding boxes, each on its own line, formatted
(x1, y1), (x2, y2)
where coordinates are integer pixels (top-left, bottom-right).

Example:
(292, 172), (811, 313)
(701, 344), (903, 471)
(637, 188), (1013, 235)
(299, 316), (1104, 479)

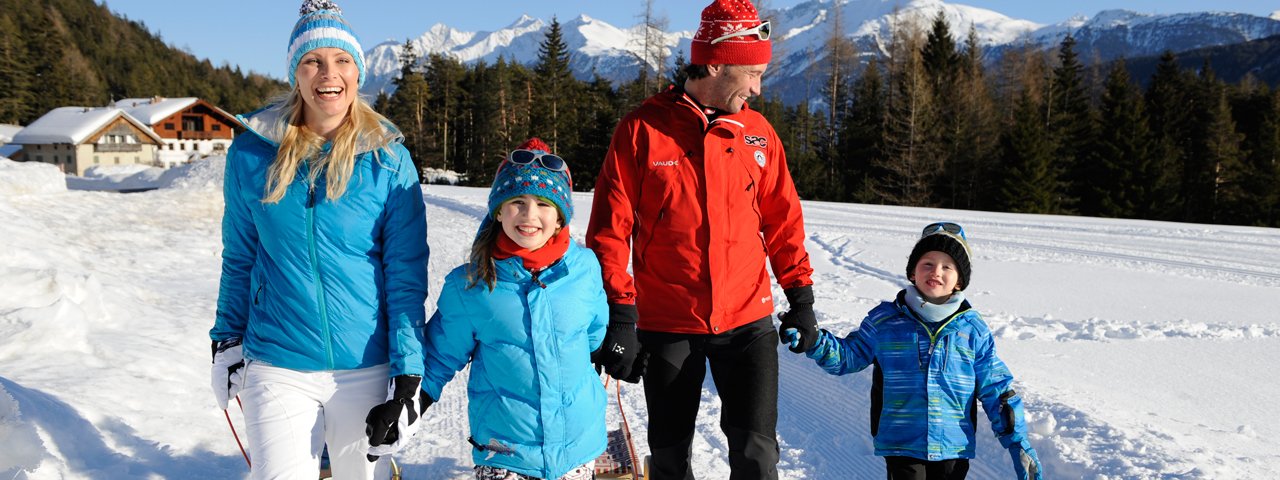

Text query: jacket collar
(235, 103), (403, 154)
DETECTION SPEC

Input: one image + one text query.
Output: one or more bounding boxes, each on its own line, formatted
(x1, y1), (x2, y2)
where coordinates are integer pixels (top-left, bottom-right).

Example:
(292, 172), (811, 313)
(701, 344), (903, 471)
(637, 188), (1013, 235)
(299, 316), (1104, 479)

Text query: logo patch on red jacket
(744, 135), (768, 148)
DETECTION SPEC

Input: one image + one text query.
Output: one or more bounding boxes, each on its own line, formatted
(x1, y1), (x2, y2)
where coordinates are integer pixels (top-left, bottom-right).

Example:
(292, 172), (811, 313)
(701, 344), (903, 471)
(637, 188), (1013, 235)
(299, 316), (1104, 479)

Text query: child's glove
(592, 303), (640, 381)
(365, 375), (423, 459)
(210, 338), (245, 410)
(1008, 439), (1043, 480)
(778, 286), (818, 353)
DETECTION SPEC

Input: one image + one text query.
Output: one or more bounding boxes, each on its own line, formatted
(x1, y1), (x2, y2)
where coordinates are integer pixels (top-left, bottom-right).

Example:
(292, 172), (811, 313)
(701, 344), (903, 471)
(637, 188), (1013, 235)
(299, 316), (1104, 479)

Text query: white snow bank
(63, 155), (225, 192)
(0, 378), (49, 480)
(0, 158), (67, 196)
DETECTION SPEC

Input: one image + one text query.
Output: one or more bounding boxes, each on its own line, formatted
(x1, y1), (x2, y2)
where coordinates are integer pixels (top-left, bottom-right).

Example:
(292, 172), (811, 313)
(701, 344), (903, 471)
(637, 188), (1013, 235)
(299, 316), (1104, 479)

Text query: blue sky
(105, 0), (1276, 80)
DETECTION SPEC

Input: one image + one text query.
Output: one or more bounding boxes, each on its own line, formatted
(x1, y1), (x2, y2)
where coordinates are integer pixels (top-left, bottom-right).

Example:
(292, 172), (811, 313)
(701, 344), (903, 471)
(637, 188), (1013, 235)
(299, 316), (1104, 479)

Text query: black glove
(778, 286), (818, 353)
(591, 303), (640, 381)
(365, 375), (422, 458)
(621, 351), (649, 384)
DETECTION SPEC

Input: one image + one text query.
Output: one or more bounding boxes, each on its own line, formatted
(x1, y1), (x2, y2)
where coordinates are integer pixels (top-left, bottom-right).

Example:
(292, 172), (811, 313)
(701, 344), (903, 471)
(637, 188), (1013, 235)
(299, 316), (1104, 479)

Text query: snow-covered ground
(1, 155), (1278, 479)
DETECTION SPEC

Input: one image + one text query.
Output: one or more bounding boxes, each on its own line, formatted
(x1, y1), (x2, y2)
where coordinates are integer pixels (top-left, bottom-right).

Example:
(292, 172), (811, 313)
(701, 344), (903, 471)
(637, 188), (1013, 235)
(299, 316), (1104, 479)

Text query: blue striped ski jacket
(421, 242), (609, 479)
(211, 106), (429, 378)
(805, 290), (1032, 461)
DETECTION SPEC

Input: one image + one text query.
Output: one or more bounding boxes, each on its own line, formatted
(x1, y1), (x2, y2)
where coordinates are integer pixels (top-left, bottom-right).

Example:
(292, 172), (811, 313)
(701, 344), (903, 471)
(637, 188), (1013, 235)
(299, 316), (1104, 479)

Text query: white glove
(366, 375), (423, 458)
(211, 338), (246, 410)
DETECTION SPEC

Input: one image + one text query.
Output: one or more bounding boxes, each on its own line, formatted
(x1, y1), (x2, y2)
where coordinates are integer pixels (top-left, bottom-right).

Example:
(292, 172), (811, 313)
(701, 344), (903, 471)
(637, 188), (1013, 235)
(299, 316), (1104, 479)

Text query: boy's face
(911, 250), (961, 304)
(495, 194), (562, 251)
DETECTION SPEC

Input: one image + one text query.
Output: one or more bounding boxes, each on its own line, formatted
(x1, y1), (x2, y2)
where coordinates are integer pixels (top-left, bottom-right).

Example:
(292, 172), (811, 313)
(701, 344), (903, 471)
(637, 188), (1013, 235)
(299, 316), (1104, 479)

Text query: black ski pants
(884, 456), (970, 480)
(639, 316), (780, 480)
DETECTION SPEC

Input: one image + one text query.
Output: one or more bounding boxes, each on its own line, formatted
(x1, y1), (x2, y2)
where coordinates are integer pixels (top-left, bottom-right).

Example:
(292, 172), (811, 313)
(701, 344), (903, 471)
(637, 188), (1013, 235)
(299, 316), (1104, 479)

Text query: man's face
(705, 64), (767, 113)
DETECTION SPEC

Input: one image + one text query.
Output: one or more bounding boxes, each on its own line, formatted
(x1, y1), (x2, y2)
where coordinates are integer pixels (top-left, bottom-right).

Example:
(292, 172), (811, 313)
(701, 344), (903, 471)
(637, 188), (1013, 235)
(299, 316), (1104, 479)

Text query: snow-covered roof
(0, 124), (22, 144)
(11, 107), (163, 145)
(114, 97), (200, 125)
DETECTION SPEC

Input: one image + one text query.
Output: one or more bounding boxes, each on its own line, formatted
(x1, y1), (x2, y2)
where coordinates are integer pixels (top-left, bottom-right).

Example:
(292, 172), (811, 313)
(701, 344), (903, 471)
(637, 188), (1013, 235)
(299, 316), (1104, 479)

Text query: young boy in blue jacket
(783, 222), (1043, 480)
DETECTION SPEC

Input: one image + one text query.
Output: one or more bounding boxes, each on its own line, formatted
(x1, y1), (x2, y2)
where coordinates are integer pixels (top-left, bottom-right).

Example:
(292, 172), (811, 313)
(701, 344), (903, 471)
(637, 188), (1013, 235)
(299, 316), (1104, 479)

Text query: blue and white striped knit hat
(287, 0), (366, 87)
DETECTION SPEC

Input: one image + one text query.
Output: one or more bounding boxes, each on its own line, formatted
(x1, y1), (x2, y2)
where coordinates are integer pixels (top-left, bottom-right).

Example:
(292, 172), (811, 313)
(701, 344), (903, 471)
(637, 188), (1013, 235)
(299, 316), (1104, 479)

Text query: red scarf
(492, 225), (571, 272)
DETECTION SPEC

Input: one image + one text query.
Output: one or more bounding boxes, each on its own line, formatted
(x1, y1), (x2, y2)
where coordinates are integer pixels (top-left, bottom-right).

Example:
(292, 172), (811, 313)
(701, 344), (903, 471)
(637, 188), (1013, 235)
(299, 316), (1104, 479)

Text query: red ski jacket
(587, 88), (813, 334)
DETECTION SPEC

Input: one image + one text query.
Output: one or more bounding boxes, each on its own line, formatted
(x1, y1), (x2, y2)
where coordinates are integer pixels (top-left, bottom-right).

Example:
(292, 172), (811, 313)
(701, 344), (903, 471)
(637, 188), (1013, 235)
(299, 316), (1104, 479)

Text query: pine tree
(1049, 34), (1098, 214)
(385, 40), (431, 174)
(877, 12), (941, 207)
(1094, 60), (1159, 219)
(0, 15), (31, 124)
(839, 58), (886, 203)
(424, 54), (467, 175)
(998, 91), (1061, 213)
(949, 25), (1000, 211)
(1182, 63), (1233, 223)
(922, 11), (960, 207)
(1201, 85), (1247, 224)
(1144, 51), (1194, 220)
(811, 0), (856, 201)
(533, 17), (577, 153)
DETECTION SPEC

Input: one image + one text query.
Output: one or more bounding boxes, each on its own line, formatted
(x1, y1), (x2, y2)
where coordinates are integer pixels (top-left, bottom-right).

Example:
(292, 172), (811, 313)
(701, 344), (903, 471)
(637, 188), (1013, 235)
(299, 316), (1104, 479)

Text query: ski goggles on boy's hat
(921, 221), (971, 254)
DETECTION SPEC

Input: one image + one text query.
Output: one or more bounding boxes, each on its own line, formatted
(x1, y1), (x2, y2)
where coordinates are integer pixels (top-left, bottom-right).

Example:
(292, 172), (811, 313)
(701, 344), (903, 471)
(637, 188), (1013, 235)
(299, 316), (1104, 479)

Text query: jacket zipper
(307, 182), (335, 369)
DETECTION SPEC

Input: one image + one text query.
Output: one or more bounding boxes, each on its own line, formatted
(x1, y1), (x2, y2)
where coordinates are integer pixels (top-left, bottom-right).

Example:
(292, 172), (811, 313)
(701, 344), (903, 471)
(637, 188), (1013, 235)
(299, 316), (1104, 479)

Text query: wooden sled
(594, 378), (649, 480)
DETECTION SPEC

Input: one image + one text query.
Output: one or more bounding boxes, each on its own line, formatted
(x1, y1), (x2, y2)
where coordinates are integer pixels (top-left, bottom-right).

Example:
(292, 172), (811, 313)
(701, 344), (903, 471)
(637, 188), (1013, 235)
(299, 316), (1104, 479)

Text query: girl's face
(911, 250), (961, 304)
(495, 194), (562, 251)
(295, 47), (359, 139)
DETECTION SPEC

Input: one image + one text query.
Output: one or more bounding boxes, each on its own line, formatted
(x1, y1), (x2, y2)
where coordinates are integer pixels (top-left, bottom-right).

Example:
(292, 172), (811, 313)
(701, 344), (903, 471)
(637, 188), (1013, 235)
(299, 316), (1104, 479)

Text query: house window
(212, 124), (221, 131)
(36, 155), (42, 162)
(183, 115), (204, 131)
(165, 123), (175, 130)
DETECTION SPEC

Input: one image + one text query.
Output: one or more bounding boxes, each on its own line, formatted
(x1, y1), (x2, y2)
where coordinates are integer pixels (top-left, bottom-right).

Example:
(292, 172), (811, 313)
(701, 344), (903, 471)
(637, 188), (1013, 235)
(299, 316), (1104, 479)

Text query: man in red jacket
(586, 1), (818, 478)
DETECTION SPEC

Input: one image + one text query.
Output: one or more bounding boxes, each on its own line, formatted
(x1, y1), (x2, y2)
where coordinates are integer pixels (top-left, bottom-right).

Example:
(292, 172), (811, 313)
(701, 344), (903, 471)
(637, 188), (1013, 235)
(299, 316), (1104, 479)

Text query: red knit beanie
(691, 0), (772, 65)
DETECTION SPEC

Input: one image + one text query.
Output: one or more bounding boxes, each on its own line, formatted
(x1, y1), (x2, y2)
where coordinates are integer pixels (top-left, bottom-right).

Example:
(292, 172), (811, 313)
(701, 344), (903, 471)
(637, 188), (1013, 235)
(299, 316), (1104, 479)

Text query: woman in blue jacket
(783, 223), (1043, 480)
(420, 138), (608, 480)
(208, 1), (429, 478)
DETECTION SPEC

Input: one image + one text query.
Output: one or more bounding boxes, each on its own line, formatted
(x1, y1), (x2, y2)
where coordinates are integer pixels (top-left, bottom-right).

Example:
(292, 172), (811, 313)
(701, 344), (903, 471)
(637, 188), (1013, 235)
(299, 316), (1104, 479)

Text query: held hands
(778, 286), (818, 353)
(591, 303), (644, 383)
(365, 375), (424, 460)
(1009, 439), (1043, 480)
(210, 338), (246, 410)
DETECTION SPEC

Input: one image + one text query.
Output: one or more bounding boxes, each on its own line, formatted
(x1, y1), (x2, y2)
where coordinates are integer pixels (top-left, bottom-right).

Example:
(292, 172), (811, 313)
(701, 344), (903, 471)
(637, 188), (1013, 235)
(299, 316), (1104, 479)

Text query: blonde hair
(262, 89), (399, 203)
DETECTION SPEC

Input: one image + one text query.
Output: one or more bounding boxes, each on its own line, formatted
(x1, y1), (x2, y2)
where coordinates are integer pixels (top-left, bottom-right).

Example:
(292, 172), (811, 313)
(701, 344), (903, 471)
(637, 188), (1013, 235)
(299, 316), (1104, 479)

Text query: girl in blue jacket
(208, 1), (429, 478)
(783, 223), (1043, 480)
(421, 138), (609, 480)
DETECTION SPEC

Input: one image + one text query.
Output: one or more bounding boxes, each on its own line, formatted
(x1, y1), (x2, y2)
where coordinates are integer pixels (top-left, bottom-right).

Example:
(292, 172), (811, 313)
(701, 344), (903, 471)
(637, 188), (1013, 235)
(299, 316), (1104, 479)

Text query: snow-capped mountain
(363, 14), (691, 97)
(1025, 9), (1280, 61)
(360, 0), (1280, 104)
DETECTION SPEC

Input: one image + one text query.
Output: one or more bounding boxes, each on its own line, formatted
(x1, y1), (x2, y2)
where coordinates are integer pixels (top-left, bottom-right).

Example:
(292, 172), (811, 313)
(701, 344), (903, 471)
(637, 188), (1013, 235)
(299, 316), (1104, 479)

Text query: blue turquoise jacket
(422, 242), (609, 479)
(210, 106), (429, 378)
(806, 290), (1031, 461)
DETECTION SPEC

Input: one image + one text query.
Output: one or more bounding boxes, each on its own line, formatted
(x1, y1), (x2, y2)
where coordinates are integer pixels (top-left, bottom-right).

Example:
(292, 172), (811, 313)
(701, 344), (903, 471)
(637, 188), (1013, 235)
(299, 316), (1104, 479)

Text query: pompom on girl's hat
(288, 0), (366, 87)
(691, 0), (773, 65)
(907, 222), (972, 291)
(486, 137), (575, 225)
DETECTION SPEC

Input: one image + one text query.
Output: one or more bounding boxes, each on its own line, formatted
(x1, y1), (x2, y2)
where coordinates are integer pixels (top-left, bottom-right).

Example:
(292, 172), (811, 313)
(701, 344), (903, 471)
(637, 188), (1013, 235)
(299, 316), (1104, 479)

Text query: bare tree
(632, 0), (670, 94)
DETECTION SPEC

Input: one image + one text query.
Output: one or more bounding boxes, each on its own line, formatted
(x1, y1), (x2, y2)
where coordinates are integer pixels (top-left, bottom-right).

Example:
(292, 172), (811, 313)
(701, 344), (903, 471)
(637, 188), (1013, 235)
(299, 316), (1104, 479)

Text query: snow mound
(66, 164), (168, 191)
(0, 378), (47, 479)
(62, 155), (226, 192)
(160, 154), (224, 190)
(0, 158), (67, 196)
(0, 267), (101, 360)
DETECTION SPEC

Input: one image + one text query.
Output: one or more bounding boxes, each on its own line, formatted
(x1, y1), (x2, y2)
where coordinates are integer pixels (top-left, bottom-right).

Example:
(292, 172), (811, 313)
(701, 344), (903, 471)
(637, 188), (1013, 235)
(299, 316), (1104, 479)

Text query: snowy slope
(2, 156), (1279, 479)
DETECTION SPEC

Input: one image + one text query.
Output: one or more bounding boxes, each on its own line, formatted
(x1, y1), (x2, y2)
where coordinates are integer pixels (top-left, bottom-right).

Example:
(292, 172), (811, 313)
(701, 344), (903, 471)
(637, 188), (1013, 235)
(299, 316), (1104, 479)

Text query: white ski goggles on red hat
(710, 20), (771, 44)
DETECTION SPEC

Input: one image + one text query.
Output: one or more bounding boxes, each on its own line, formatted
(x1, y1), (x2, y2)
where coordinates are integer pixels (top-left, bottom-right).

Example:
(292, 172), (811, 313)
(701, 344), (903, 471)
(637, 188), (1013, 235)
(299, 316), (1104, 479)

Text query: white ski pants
(240, 362), (388, 480)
